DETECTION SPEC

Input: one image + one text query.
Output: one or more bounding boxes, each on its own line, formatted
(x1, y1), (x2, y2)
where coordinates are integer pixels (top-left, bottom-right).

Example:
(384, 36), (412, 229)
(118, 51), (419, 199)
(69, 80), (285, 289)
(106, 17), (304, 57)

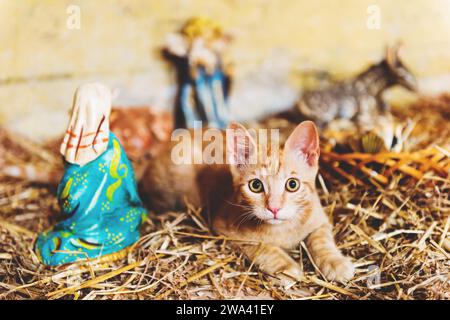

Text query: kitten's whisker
(234, 209), (262, 230)
(234, 211), (253, 229)
(225, 200), (253, 210)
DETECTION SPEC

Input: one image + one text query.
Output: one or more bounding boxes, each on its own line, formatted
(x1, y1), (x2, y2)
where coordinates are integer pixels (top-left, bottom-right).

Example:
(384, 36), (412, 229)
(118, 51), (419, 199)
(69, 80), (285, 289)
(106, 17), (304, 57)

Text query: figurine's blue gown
(36, 132), (147, 266)
(176, 61), (230, 129)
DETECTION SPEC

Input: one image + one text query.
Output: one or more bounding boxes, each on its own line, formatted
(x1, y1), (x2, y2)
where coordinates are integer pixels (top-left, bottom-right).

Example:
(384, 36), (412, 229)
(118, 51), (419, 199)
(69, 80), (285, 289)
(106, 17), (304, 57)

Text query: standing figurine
(165, 17), (232, 129)
(35, 83), (147, 266)
(296, 45), (417, 128)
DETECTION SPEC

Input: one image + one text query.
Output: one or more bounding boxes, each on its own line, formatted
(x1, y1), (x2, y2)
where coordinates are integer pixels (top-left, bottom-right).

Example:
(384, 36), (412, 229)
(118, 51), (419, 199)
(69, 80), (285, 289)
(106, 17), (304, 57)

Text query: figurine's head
(166, 17), (230, 72)
(385, 44), (418, 92)
(181, 17), (223, 43)
(61, 83), (112, 166)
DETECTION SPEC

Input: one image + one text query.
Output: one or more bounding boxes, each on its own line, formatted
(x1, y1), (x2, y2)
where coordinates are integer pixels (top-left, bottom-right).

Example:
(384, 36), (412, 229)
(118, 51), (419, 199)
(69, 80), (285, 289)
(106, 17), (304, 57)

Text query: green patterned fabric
(36, 132), (147, 266)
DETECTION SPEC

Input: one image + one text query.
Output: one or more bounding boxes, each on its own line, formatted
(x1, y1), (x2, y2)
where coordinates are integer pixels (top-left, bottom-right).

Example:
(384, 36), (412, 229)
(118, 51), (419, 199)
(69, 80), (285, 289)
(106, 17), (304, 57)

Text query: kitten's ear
(226, 122), (257, 169)
(284, 121), (320, 167)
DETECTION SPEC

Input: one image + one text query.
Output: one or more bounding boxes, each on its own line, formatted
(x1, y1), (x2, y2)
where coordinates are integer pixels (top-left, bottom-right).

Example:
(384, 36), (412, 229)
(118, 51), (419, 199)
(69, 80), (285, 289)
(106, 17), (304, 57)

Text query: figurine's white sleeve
(165, 33), (188, 57)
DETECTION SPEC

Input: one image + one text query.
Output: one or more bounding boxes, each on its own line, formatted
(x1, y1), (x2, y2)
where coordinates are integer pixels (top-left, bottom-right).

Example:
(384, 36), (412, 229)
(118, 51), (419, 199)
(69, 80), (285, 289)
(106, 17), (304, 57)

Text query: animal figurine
(142, 121), (354, 284)
(297, 45), (417, 128)
(108, 107), (173, 160)
(164, 17), (232, 129)
(35, 83), (147, 266)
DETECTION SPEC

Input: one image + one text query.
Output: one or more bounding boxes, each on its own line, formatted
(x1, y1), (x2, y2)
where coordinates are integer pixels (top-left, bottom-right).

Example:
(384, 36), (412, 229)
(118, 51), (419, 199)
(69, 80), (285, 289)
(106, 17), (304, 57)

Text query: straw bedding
(0, 95), (449, 300)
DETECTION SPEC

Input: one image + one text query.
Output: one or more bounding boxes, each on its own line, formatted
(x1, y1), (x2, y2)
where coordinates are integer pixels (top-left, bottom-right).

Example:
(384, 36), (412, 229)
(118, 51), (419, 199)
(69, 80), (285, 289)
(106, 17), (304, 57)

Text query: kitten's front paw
(275, 264), (303, 287)
(318, 255), (354, 283)
(283, 264), (304, 281)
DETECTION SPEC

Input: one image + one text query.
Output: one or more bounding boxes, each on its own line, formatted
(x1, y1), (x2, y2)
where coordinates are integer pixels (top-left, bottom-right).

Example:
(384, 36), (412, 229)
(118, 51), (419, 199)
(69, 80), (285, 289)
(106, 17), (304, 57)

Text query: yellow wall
(1, 0), (450, 140)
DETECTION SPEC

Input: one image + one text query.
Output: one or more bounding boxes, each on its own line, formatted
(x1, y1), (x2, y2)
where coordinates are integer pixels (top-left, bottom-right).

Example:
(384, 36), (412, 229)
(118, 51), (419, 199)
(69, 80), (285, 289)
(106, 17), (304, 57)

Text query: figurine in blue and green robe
(165, 17), (232, 129)
(35, 83), (147, 266)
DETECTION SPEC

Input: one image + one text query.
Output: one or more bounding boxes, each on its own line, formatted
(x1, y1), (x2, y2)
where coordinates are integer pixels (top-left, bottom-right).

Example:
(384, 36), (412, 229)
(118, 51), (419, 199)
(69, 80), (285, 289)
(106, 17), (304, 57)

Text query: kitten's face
(227, 121), (320, 225)
(234, 157), (314, 225)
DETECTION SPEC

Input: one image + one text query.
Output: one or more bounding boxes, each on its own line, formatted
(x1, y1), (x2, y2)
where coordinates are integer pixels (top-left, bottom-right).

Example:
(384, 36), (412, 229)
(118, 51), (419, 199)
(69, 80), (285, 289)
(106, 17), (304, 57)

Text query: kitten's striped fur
(142, 121), (354, 284)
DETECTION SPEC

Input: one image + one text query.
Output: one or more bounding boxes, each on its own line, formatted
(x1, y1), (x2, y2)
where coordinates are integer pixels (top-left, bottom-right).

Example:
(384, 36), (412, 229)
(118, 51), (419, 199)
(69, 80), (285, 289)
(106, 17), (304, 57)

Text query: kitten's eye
(285, 178), (300, 192)
(248, 179), (264, 193)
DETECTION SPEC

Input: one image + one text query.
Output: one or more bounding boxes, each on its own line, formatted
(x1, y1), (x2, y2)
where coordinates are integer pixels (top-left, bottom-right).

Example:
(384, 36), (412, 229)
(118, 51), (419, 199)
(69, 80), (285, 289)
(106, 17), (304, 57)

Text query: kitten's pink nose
(268, 207), (280, 218)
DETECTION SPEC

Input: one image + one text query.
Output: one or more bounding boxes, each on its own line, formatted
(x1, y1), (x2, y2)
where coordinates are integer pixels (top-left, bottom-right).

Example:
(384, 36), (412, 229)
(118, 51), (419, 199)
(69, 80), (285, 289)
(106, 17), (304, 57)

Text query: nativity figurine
(35, 83), (147, 266)
(296, 44), (417, 129)
(164, 17), (232, 129)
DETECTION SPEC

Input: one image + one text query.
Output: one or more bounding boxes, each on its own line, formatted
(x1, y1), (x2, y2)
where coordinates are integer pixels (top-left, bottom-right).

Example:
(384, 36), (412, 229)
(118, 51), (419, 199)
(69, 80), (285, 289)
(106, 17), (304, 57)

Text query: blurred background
(1, 0), (450, 141)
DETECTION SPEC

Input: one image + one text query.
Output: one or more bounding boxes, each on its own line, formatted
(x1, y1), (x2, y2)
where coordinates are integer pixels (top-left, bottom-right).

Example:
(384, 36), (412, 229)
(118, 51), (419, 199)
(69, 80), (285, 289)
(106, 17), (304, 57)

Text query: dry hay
(0, 95), (449, 300)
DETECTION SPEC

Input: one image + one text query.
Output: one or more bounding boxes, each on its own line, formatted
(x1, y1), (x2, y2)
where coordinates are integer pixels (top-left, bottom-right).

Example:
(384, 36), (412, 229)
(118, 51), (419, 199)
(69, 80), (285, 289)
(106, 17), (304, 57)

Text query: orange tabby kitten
(142, 121), (354, 284)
